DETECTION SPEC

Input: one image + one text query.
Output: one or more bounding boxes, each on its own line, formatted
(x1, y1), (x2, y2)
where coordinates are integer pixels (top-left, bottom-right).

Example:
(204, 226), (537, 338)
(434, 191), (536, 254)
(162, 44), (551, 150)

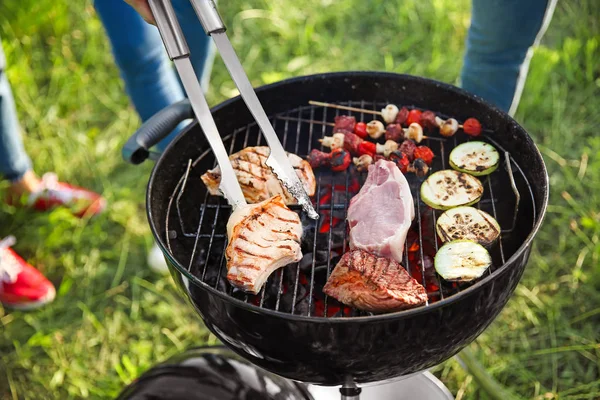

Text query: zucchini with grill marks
(436, 206), (500, 247)
(420, 170), (483, 210)
(434, 240), (492, 282)
(449, 141), (499, 176)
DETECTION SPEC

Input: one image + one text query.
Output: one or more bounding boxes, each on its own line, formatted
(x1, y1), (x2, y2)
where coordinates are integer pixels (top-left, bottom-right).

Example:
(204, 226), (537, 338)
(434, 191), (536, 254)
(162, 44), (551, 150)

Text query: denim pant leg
(94, 0), (215, 151)
(461, 0), (557, 115)
(0, 39), (32, 182)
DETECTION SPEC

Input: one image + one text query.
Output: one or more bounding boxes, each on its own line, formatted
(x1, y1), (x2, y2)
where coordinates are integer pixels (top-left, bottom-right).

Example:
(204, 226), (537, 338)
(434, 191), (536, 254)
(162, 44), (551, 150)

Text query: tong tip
(305, 206), (320, 220)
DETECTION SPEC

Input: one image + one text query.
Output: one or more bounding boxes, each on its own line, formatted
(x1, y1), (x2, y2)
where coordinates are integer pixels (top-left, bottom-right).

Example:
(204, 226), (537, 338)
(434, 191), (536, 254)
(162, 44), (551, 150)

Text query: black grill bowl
(139, 72), (548, 386)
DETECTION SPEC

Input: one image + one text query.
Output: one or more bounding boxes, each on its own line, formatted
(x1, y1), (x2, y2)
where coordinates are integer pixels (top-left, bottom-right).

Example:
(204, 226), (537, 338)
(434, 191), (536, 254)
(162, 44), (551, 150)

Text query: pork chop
(201, 146), (316, 204)
(226, 195), (303, 294)
(347, 159), (415, 263)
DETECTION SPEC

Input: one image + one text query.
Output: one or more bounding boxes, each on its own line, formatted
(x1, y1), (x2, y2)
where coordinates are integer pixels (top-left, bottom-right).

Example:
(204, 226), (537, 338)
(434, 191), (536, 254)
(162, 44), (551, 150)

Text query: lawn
(0, 0), (599, 398)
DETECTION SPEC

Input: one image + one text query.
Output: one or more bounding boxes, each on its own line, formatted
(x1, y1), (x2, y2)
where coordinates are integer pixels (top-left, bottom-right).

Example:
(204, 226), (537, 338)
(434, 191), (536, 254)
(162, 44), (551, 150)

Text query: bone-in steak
(347, 160), (415, 263)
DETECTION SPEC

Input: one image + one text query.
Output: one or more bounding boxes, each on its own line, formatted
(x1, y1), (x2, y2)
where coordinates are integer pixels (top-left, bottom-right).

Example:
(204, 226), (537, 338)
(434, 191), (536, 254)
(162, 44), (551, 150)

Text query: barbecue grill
(123, 71), (548, 399)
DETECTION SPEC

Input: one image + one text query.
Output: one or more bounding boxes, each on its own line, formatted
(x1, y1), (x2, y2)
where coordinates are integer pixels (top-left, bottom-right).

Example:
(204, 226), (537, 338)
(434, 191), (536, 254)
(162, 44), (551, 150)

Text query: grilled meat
(201, 146), (316, 204)
(323, 249), (427, 313)
(333, 115), (356, 134)
(226, 195), (303, 294)
(385, 124), (405, 142)
(347, 160), (415, 263)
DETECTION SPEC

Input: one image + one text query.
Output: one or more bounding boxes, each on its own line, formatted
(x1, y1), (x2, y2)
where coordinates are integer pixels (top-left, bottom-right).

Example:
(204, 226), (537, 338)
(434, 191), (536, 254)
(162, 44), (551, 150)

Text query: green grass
(0, 0), (598, 398)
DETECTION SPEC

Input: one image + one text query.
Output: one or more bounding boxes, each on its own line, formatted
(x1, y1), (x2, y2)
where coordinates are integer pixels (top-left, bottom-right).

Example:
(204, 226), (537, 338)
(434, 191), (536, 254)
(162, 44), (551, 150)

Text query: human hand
(124, 0), (156, 24)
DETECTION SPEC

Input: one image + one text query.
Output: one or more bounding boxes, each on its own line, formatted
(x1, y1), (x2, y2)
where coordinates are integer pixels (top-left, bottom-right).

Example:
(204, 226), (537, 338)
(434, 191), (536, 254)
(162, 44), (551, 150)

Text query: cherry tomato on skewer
(463, 118), (482, 136)
(354, 122), (368, 139)
(413, 146), (435, 166)
(406, 109), (422, 126)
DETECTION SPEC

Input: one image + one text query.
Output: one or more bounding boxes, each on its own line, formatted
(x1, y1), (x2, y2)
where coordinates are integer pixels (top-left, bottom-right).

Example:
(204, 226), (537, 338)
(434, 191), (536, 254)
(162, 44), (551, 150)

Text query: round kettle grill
(124, 71), (549, 398)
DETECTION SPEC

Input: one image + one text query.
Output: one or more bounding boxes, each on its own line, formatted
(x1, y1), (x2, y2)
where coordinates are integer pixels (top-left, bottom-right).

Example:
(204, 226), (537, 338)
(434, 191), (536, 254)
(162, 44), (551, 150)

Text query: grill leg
(340, 382), (361, 400)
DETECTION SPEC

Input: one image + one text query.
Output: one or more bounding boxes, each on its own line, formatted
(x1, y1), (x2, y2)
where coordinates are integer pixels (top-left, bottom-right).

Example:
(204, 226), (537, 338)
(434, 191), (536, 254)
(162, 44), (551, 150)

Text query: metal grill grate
(165, 102), (531, 318)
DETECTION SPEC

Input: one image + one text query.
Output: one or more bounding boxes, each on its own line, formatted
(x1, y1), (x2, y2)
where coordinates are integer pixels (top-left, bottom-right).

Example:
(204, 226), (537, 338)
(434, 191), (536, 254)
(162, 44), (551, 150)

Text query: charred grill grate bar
(166, 102), (528, 318)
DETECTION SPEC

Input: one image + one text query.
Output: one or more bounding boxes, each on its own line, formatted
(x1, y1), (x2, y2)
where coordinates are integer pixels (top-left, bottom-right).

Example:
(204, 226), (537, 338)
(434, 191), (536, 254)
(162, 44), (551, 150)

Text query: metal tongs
(148, 0), (318, 220)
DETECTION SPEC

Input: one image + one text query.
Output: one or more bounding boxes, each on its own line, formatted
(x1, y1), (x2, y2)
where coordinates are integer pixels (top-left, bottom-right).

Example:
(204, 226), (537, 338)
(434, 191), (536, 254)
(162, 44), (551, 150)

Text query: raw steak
(347, 160), (415, 263)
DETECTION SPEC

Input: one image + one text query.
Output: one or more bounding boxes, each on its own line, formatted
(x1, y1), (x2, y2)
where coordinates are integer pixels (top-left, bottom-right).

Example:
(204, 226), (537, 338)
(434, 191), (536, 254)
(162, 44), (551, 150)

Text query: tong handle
(147, 0), (246, 209)
(190, 0), (226, 34)
(148, 0), (189, 60)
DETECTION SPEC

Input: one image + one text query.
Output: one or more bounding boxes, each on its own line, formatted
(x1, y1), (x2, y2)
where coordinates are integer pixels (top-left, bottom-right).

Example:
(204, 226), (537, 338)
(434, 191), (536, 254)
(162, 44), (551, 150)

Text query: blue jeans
(93, 0), (216, 151)
(461, 0), (557, 114)
(0, 40), (33, 182)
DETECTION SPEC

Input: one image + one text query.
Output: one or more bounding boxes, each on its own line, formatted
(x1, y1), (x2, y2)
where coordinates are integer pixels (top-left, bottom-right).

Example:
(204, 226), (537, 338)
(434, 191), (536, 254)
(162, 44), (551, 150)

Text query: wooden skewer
(308, 100), (382, 116)
(276, 115), (335, 126)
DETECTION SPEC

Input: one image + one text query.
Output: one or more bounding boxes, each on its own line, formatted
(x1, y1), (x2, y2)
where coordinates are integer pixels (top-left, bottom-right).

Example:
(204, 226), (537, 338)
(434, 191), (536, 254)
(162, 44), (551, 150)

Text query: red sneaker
(0, 237), (56, 310)
(27, 173), (106, 218)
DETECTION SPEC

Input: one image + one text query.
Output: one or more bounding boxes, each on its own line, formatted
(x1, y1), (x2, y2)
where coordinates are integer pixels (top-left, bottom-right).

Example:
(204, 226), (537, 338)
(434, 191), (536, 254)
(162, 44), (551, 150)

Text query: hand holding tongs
(147, 0), (319, 220)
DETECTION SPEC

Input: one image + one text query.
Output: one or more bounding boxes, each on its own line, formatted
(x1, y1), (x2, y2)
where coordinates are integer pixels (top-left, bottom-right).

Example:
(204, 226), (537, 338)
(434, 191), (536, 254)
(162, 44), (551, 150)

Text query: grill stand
(116, 345), (455, 399)
(308, 374), (454, 400)
(340, 383), (361, 400)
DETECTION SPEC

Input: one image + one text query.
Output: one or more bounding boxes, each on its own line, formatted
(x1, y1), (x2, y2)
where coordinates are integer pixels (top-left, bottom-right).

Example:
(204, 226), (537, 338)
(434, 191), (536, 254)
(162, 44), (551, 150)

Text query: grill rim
(147, 71), (550, 323)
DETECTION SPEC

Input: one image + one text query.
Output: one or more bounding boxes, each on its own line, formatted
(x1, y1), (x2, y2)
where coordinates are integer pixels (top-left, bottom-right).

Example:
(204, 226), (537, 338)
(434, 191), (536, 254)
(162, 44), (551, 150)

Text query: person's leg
(0, 38), (105, 216)
(94, 0), (215, 151)
(0, 40), (33, 184)
(460, 0), (557, 115)
(94, 0), (186, 151)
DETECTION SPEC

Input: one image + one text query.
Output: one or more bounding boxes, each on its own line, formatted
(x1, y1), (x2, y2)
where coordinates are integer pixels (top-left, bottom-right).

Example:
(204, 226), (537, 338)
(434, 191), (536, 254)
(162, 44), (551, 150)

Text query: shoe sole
(2, 286), (56, 311)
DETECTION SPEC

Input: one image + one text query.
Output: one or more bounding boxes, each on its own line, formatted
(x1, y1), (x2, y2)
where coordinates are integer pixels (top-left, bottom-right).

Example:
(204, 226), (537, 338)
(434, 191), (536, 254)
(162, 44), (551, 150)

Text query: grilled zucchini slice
(449, 141), (500, 176)
(420, 170), (483, 210)
(434, 240), (492, 282)
(436, 206), (500, 247)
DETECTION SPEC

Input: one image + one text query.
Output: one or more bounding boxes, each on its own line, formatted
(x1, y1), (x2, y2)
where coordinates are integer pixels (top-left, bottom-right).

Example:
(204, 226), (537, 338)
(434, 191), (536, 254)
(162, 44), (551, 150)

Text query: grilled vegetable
(358, 141), (376, 157)
(330, 148), (351, 172)
(353, 154), (373, 172)
(436, 206), (500, 247)
(449, 141), (499, 176)
(381, 104), (399, 124)
(413, 146), (434, 165)
(439, 118), (459, 137)
(354, 122), (368, 138)
(463, 118), (482, 136)
(319, 132), (345, 150)
(406, 109), (422, 126)
(376, 140), (399, 157)
(407, 158), (429, 178)
(388, 151), (410, 173)
(420, 170), (483, 210)
(405, 123), (424, 143)
(434, 240), (492, 282)
(366, 120), (386, 139)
